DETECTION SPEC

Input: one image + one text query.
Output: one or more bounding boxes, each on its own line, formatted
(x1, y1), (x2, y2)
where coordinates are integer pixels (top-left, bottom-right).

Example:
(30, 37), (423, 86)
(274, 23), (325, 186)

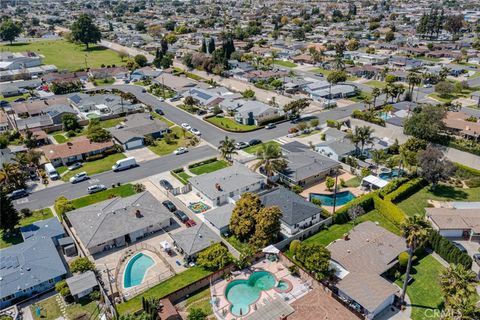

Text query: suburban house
(305, 81), (357, 101)
(0, 52), (43, 71)
(327, 222), (407, 319)
(109, 113), (170, 150)
(315, 139), (356, 161)
(0, 110), (10, 132)
(204, 203), (235, 235)
(170, 223), (222, 260)
(45, 104), (77, 125)
(39, 136), (115, 167)
(69, 93), (144, 118)
(426, 205), (480, 241)
(189, 163), (265, 207)
(66, 271), (99, 301)
(260, 187), (324, 237)
(65, 192), (173, 255)
(0, 218), (67, 308)
(279, 141), (342, 187)
(88, 67), (129, 80)
(130, 66), (162, 81)
(154, 73), (197, 93)
(231, 100), (283, 126)
(443, 111), (480, 141)
(185, 87), (233, 107)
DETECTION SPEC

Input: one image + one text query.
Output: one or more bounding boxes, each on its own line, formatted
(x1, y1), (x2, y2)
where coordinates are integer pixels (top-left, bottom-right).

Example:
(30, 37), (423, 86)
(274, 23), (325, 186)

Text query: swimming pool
(225, 271), (277, 316)
(123, 253), (154, 288)
(379, 169), (405, 181)
(309, 191), (356, 206)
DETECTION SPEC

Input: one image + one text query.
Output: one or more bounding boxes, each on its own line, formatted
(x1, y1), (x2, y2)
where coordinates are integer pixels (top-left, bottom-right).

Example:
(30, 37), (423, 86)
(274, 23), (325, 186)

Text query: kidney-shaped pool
(123, 252), (154, 288)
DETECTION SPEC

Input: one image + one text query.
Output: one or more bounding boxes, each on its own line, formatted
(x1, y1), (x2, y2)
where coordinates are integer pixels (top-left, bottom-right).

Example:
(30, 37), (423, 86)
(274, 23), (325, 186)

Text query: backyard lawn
(99, 117), (125, 128)
(53, 134), (69, 144)
(117, 266), (212, 315)
(243, 141), (281, 154)
(148, 127), (193, 156)
(395, 254), (445, 320)
(71, 184), (136, 209)
(184, 287), (213, 316)
(273, 60), (297, 68)
(189, 160), (229, 175)
(1, 40), (124, 71)
(206, 116), (257, 132)
(0, 93), (31, 102)
(397, 185), (480, 217)
(61, 153), (126, 181)
(31, 295), (100, 320)
(343, 176), (361, 188)
(365, 80), (387, 89)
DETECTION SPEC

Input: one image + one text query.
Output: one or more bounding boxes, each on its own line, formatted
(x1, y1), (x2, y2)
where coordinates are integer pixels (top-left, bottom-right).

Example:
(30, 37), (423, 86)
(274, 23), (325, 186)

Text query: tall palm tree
(372, 88), (381, 108)
(370, 149), (386, 173)
(0, 163), (25, 189)
(439, 264), (477, 307)
(253, 143), (287, 177)
(400, 216), (431, 304)
(218, 136), (237, 162)
(356, 126), (375, 154)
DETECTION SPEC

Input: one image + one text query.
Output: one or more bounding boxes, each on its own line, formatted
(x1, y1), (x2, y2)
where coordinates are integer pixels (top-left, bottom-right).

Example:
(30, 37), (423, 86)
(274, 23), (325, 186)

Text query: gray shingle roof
(171, 223), (221, 256)
(203, 203), (235, 231)
(317, 139), (356, 156)
(66, 192), (173, 249)
(109, 113), (168, 143)
(20, 217), (64, 241)
(66, 271), (98, 296)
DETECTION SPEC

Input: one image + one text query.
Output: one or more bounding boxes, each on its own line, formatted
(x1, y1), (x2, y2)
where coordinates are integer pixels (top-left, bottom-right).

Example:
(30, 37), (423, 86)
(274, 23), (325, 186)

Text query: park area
(0, 40), (124, 71)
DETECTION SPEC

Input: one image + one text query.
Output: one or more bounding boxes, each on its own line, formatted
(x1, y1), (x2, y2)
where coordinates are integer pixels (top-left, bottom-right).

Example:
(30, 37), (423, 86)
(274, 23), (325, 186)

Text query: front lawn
(117, 266), (212, 315)
(1, 40), (124, 71)
(93, 78), (115, 86)
(206, 116), (257, 132)
(100, 117), (125, 128)
(150, 112), (175, 127)
(71, 184), (136, 209)
(61, 153), (126, 181)
(171, 169), (192, 184)
(349, 91), (372, 103)
(365, 80), (387, 89)
(148, 126), (193, 156)
(243, 141), (281, 154)
(273, 60), (297, 68)
(395, 254), (445, 320)
(397, 185), (480, 217)
(18, 208), (54, 227)
(189, 160), (229, 175)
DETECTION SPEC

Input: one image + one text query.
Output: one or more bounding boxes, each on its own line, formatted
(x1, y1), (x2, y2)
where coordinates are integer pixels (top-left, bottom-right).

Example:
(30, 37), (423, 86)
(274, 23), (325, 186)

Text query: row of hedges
(384, 178), (426, 203)
(333, 192), (377, 223)
(378, 177), (409, 199)
(429, 230), (472, 269)
(373, 195), (407, 226)
(188, 157), (218, 169)
(171, 168), (188, 185)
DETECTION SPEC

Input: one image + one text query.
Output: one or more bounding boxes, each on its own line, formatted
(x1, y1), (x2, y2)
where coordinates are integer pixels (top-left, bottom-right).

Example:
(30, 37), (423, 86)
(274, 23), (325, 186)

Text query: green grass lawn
(117, 266), (212, 315)
(0, 93), (31, 102)
(395, 254), (445, 320)
(225, 235), (253, 254)
(189, 160), (229, 175)
(148, 127), (192, 156)
(417, 56), (442, 62)
(343, 176), (361, 188)
(172, 67), (206, 81)
(150, 112), (175, 127)
(311, 68), (357, 81)
(0, 208), (55, 248)
(206, 116), (257, 132)
(53, 134), (69, 144)
(61, 153), (126, 181)
(349, 91), (372, 103)
(173, 170), (192, 184)
(428, 93), (454, 103)
(71, 184), (136, 209)
(243, 141), (281, 154)
(99, 117), (125, 128)
(273, 59), (297, 68)
(31, 295), (99, 320)
(365, 80), (387, 89)
(184, 287), (213, 316)
(93, 78), (115, 86)
(397, 185), (480, 217)
(1, 40), (124, 71)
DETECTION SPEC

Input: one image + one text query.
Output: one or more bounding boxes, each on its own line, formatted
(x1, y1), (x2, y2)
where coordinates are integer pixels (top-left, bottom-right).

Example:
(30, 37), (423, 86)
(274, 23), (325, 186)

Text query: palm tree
(439, 264), (477, 307)
(253, 143), (287, 177)
(372, 88), (381, 108)
(356, 126), (374, 155)
(400, 216), (431, 304)
(0, 163), (25, 189)
(218, 136), (237, 162)
(370, 149), (386, 173)
(15, 150), (43, 169)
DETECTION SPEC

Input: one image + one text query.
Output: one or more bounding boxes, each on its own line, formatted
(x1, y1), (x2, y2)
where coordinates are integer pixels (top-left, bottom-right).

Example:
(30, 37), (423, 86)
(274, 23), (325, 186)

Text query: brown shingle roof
(426, 208), (480, 233)
(39, 136), (113, 160)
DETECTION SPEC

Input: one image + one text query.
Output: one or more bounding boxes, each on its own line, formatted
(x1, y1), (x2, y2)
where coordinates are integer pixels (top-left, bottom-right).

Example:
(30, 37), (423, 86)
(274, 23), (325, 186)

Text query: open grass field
(0, 40), (124, 71)
(189, 160), (229, 175)
(397, 185), (480, 217)
(61, 153), (126, 181)
(71, 184), (136, 209)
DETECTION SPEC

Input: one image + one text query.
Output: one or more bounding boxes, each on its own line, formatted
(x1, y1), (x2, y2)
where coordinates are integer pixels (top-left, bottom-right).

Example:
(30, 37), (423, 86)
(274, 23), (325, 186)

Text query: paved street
(14, 145), (217, 211)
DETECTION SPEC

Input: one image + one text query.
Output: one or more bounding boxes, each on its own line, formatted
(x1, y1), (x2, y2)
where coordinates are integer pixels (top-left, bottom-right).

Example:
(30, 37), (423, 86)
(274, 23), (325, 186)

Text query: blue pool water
(225, 271), (276, 316)
(379, 169), (405, 181)
(123, 253), (154, 288)
(378, 112), (392, 121)
(309, 191), (356, 206)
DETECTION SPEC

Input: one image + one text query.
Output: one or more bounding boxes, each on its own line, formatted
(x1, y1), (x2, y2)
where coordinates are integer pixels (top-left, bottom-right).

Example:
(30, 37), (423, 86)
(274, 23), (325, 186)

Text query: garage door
(440, 229), (463, 238)
(125, 139), (144, 150)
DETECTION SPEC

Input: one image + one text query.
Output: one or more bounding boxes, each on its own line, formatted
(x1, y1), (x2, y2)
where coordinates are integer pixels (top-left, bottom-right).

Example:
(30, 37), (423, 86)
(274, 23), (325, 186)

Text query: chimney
(215, 183), (222, 191)
(135, 209), (142, 218)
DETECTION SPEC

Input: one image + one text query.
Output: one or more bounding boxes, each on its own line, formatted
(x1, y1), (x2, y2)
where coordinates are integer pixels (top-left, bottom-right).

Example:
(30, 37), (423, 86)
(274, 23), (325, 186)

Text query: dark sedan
(162, 200), (177, 212)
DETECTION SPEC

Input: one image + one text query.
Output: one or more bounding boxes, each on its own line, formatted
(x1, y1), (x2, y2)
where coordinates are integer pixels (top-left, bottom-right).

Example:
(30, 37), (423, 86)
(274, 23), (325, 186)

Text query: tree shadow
(83, 45), (109, 52)
(429, 185), (468, 200)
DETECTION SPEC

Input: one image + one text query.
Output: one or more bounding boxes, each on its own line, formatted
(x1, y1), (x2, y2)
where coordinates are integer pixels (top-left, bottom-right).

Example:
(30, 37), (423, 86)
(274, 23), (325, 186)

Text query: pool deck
(210, 259), (311, 319)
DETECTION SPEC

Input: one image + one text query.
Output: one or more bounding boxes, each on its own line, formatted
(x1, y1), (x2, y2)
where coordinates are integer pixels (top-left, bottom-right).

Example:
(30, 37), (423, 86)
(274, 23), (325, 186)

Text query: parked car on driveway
(174, 147), (188, 155)
(452, 241), (467, 253)
(174, 210), (189, 222)
(68, 162), (83, 171)
(69, 172), (89, 183)
(7, 189), (28, 200)
(235, 141), (249, 149)
(185, 219), (197, 227)
(162, 200), (177, 212)
(159, 179), (173, 190)
(87, 184), (106, 194)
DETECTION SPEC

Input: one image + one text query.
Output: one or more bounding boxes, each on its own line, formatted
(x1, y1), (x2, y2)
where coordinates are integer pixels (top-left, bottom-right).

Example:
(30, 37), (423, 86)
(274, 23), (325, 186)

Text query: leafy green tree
(71, 14), (101, 49)
(0, 19), (22, 44)
(346, 125), (374, 155)
(134, 54), (147, 67)
(0, 191), (20, 231)
(62, 114), (80, 131)
(283, 98), (309, 118)
(242, 89), (255, 99)
(399, 216), (431, 305)
(253, 143), (287, 177)
(385, 31), (395, 42)
(325, 176), (335, 191)
(250, 206), (282, 247)
(440, 263), (477, 309)
(197, 243), (233, 271)
(86, 119), (111, 142)
(326, 70), (347, 99)
(399, 137), (427, 169)
(417, 145), (454, 188)
(229, 193), (262, 241)
(403, 105), (446, 142)
(289, 239), (301, 255)
(69, 257), (96, 273)
(160, 53), (174, 69)
(54, 196), (74, 215)
(187, 308), (207, 320)
(435, 81), (454, 98)
(294, 243), (332, 281)
(0, 163), (26, 190)
(444, 14), (464, 37)
(200, 38), (207, 53)
(207, 37), (215, 54)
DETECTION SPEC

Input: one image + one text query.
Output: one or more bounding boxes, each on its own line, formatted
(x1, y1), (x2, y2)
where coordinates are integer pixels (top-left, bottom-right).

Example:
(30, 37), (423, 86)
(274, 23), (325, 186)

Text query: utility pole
(104, 264), (117, 314)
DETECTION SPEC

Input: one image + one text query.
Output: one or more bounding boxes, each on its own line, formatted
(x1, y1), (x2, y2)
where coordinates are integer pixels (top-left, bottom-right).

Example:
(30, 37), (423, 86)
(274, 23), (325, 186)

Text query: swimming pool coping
(122, 251), (157, 289)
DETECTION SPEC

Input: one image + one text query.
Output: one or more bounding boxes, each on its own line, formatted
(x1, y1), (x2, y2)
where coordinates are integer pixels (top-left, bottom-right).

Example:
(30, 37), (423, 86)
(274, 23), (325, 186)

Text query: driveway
(123, 147), (159, 162)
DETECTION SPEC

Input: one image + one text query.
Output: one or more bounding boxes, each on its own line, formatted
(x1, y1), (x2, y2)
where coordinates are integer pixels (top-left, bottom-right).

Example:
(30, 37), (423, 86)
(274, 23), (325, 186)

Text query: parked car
(185, 219), (197, 227)
(87, 184), (107, 194)
(162, 200), (177, 212)
(7, 189), (28, 200)
(196, 109), (207, 115)
(174, 210), (189, 223)
(159, 179), (173, 190)
(473, 253), (480, 266)
(112, 157), (137, 172)
(248, 139), (262, 146)
(265, 123), (276, 129)
(190, 128), (201, 136)
(69, 172), (89, 183)
(170, 95), (182, 102)
(452, 241), (467, 253)
(235, 141), (249, 149)
(174, 147), (188, 155)
(68, 162), (83, 171)
(181, 123), (191, 130)
(155, 108), (164, 115)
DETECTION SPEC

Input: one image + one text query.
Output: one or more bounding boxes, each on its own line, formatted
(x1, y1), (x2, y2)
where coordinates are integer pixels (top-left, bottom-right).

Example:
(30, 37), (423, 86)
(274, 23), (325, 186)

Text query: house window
(2, 294), (15, 302)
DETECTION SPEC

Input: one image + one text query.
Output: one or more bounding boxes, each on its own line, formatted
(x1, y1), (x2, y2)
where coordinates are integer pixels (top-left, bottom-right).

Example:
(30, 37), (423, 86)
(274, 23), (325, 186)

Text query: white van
(112, 157), (137, 172)
(45, 163), (59, 180)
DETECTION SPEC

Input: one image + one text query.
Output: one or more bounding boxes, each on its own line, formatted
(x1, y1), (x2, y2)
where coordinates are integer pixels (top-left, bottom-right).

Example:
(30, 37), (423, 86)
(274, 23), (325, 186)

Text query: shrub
(55, 280), (70, 297)
(85, 154), (105, 162)
(188, 157), (218, 169)
(373, 195), (407, 226)
(89, 290), (101, 301)
(428, 230), (472, 269)
(378, 177), (409, 199)
(20, 208), (32, 217)
(54, 196), (74, 215)
(69, 257), (96, 273)
(334, 192), (376, 223)
(289, 239), (301, 255)
(384, 178), (426, 203)
(290, 185), (303, 194)
(133, 183), (146, 193)
(288, 264), (299, 276)
(398, 251), (409, 267)
(197, 243), (233, 271)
